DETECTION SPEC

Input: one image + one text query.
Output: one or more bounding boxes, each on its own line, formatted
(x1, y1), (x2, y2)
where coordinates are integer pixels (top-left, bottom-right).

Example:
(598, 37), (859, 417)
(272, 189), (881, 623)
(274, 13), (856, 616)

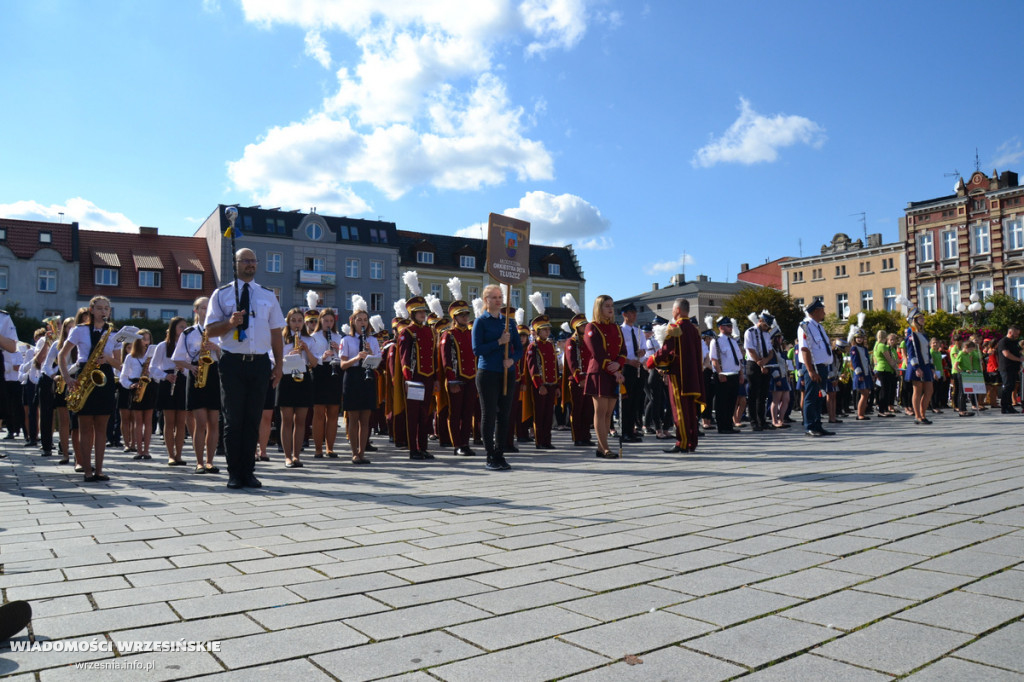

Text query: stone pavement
(1, 411), (1022, 681)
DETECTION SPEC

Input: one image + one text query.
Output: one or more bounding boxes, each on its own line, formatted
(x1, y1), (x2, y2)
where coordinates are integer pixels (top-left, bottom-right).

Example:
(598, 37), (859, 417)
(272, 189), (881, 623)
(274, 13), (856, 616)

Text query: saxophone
(194, 328), (213, 389)
(133, 355), (152, 403)
(66, 323), (113, 412)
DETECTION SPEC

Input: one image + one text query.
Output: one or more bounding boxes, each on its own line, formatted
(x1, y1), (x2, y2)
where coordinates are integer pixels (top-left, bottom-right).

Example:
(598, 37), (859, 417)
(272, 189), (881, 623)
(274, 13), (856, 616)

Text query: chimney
(652, 283), (659, 291)
(698, 275), (709, 283)
(867, 233), (882, 248)
(139, 226), (158, 236)
(669, 274), (684, 286)
(740, 263), (749, 272)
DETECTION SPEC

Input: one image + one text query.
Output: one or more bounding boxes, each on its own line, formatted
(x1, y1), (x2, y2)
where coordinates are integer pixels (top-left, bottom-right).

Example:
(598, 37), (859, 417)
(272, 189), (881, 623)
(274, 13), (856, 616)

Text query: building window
(548, 263), (561, 276)
(920, 284), (937, 313)
(972, 224), (990, 255)
(973, 199), (986, 212)
(0, 228), (6, 240)
(430, 283), (442, 299)
(943, 282), (960, 312)
(836, 293), (849, 319)
(39, 231), (52, 244)
(306, 223), (323, 241)
(793, 298), (804, 308)
(378, 230), (387, 244)
(859, 261), (870, 274)
(181, 272), (202, 290)
(266, 252), (282, 273)
(345, 292), (358, 310)
(881, 257), (895, 271)
(416, 251), (434, 264)
(161, 309), (176, 322)
(369, 228), (379, 244)
(860, 290), (874, 311)
(306, 257), (326, 272)
(129, 308), (147, 319)
(369, 260), (384, 280)
(812, 268), (823, 281)
(349, 226), (359, 240)
(940, 231), (957, 260)
(95, 268), (119, 286)
(139, 270), (161, 288)
(883, 288), (897, 311)
(468, 286), (479, 300)
(974, 278), (993, 299)
(791, 271), (804, 283)
(243, 215), (253, 231)
(346, 258), (360, 278)
(1005, 219), (1024, 251)
(37, 268), (57, 292)
(541, 291), (551, 308)
(0, 266), (7, 291)
(510, 289), (521, 308)
(266, 218), (286, 234)
(370, 293), (384, 312)
(835, 265), (846, 277)
(1010, 276), (1024, 302)
(459, 255), (476, 269)
(918, 233), (934, 262)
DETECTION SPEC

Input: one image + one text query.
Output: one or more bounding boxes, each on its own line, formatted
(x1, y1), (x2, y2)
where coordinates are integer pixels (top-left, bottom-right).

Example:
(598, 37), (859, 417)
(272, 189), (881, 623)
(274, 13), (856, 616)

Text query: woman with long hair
(768, 331), (791, 428)
(903, 308), (934, 424)
(172, 297), (223, 474)
(340, 300), (381, 464)
(308, 308), (344, 458)
(583, 295), (625, 459)
(153, 317), (189, 465)
(120, 330), (156, 460)
(850, 328), (874, 420)
(58, 296), (118, 482)
(277, 307), (316, 468)
(42, 316), (76, 463)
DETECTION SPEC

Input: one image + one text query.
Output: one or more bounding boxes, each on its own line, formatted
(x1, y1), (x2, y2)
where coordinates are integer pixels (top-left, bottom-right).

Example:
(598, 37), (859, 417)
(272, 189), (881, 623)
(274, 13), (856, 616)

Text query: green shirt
(873, 341), (895, 373)
(953, 348), (982, 373)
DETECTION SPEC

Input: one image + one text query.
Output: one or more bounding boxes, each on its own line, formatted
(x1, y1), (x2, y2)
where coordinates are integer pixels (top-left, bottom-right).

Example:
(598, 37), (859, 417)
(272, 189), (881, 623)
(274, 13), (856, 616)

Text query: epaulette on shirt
(256, 283), (274, 292)
(216, 282), (233, 291)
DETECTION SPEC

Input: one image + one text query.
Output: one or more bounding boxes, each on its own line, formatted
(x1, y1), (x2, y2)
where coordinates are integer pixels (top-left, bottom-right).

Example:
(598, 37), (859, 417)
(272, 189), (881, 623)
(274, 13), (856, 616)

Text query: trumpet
(43, 315), (61, 341)
(291, 334), (305, 382)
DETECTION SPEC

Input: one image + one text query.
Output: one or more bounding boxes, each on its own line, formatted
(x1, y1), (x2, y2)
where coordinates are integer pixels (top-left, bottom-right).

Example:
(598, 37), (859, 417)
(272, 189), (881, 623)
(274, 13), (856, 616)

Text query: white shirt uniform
(797, 317), (834, 366)
(709, 334), (744, 375)
(205, 280), (286, 355)
(171, 324), (221, 365)
(43, 342), (61, 378)
(307, 330), (344, 365)
(65, 325), (119, 371)
(743, 326), (774, 363)
(151, 341), (180, 384)
(120, 347), (158, 388)
(340, 334), (381, 361)
(620, 323), (644, 362)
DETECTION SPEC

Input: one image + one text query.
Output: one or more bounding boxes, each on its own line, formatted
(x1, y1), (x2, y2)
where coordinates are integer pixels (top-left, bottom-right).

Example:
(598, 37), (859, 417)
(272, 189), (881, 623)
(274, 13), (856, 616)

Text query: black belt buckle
(240, 354), (258, 362)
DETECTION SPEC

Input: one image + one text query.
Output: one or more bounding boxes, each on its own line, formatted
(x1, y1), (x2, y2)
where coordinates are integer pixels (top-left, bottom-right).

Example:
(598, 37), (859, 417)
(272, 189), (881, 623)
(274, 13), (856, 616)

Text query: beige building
(781, 233), (907, 319)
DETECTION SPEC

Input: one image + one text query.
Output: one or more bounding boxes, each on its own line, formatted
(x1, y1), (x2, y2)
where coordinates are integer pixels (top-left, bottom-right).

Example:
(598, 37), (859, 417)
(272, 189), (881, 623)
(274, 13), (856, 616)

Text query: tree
(720, 286), (803, 341)
(979, 293), (1024, 333)
(923, 309), (960, 342)
(844, 310), (904, 343)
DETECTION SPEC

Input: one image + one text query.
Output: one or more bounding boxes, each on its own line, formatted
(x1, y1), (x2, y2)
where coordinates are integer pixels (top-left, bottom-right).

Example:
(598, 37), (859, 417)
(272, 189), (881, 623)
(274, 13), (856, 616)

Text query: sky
(3, 0), (1024, 304)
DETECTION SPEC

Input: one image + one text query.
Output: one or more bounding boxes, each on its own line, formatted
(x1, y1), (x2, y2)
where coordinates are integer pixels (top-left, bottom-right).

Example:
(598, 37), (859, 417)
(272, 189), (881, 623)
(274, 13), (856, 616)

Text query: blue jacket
(472, 312), (524, 372)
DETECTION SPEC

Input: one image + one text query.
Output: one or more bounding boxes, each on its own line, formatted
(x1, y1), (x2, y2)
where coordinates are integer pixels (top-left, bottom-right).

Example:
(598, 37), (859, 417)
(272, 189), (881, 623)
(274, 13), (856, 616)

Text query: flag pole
(503, 283), (511, 395)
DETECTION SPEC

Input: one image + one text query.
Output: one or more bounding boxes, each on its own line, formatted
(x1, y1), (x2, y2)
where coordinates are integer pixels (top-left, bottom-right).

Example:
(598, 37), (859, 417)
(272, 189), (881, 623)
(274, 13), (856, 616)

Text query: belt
(227, 352), (263, 362)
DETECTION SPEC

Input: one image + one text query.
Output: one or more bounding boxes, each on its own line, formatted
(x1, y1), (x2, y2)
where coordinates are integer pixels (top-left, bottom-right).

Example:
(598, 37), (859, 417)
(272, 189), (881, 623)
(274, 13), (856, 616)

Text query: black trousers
(877, 371), (896, 413)
(476, 369), (515, 456)
(22, 382), (38, 442)
(702, 368), (716, 421)
(745, 362), (770, 427)
(219, 353), (271, 478)
(999, 368), (1020, 411)
(716, 374), (739, 432)
(5, 380), (23, 435)
(644, 371), (666, 430)
(38, 375), (55, 453)
(620, 365), (643, 436)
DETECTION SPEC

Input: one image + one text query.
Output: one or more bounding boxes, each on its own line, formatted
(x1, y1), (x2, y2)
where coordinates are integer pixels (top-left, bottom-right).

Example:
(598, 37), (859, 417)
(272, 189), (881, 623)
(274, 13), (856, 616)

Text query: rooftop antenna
(58, 212), (64, 224)
(974, 148), (981, 172)
(850, 211), (867, 241)
(798, 238), (803, 257)
(943, 168), (960, 179)
(681, 250), (686, 282)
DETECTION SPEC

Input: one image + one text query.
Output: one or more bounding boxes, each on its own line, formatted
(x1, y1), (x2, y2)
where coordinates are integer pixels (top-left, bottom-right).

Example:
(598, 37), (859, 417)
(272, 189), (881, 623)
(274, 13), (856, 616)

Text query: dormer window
(459, 255), (476, 269)
(417, 251), (434, 265)
(548, 263), (560, 276)
(39, 231), (52, 244)
(139, 270), (161, 288)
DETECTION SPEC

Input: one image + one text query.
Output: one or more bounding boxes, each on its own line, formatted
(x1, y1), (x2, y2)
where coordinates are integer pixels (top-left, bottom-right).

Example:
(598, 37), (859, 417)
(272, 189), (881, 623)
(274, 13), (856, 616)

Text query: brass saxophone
(133, 355), (152, 403)
(66, 323), (113, 412)
(194, 328), (213, 389)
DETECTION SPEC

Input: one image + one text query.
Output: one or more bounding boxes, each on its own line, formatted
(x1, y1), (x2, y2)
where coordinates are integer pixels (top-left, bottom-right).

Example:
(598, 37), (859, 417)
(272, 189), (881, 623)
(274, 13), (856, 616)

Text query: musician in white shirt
(708, 317), (745, 434)
(796, 300), (835, 437)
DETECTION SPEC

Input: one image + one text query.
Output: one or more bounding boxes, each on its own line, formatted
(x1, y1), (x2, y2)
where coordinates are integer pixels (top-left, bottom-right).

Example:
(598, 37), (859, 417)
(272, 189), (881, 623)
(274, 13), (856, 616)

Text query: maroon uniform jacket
(527, 338), (559, 388)
(441, 325), (476, 382)
(584, 322), (625, 375)
(399, 322), (435, 381)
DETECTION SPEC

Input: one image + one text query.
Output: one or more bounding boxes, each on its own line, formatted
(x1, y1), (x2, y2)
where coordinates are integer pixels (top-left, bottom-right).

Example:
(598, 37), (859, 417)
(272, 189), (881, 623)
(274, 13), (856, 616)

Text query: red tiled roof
(78, 230), (215, 302)
(737, 257), (789, 290)
(0, 218), (77, 262)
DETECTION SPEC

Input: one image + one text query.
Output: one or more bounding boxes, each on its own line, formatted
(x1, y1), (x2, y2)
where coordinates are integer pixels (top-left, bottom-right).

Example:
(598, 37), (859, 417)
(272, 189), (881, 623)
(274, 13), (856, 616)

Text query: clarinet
(326, 328), (340, 377)
(361, 331), (375, 381)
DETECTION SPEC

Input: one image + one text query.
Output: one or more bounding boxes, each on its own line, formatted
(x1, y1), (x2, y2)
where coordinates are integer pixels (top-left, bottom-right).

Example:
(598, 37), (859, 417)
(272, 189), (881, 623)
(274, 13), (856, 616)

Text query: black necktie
(631, 327), (639, 357)
(814, 324), (831, 357)
(239, 283), (250, 331)
(759, 331), (767, 357)
(727, 338), (739, 366)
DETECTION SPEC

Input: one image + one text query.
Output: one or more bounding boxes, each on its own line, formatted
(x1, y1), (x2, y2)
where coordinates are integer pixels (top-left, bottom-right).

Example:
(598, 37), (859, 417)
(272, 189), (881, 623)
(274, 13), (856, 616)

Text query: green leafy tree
(843, 310), (904, 343)
(720, 287), (803, 340)
(979, 293), (1024, 333)
(923, 309), (960, 342)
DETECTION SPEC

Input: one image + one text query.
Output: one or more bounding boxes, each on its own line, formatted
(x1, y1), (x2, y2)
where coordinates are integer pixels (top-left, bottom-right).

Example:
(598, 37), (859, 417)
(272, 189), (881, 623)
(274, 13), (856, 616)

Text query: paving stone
(907, 657), (1024, 680)
(962, 570), (1024, 601)
(666, 587), (801, 627)
(247, 594), (387, 630)
(26, 594), (95, 619)
(0, 569), (66, 588)
(125, 563), (242, 587)
(814, 618), (973, 675)
(953, 622), (1024, 673)
(912, 549), (1022, 577)
(781, 589), (912, 631)
(388, 558), (499, 583)
(554, 548), (661, 571)
(430, 638), (610, 682)
(216, 621), (368, 669)
(192, 658), (335, 681)
(345, 600), (491, 639)
(32, 603), (179, 639)
(740, 653), (891, 681)
(5, 576), (131, 602)
(684, 615), (835, 667)
(289, 572), (408, 600)
(459, 580), (591, 615)
(368, 577), (492, 608)
(312, 631), (483, 681)
(447, 604), (598, 650)
(640, 548), (746, 573)
(469, 562), (582, 588)
(753, 567), (867, 599)
(560, 610), (714, 657)
(728, 549), (828, 575)
(856, 568), (973, 600)
(560, 584), (688, 621)
(111, 614), (263, 647)
(560, 645), (746, 681)
(652, 565), (765, 597)
(94, 579), (220, 609)
(38, 651), (223, 681)
(171, 586), (303, 619)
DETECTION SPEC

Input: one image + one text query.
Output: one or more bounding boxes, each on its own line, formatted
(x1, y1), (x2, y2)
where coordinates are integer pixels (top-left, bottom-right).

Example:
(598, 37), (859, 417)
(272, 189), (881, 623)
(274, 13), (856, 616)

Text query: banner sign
(961, 371), (986, 395)
(486, 213), (530, 285)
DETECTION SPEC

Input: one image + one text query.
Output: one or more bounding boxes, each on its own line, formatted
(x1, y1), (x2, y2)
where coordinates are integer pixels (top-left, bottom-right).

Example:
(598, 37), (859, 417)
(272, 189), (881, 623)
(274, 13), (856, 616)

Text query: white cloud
(692, 97), (826, 168)
(304, 29), (331, 69)
(229, 1), (587, 212)
(0, 198), (137, 232)
(455, 190), (611, 249)
(201, 0), (221, 14)
(991, 137), (1024, 169)
(644, 252), (695, 276)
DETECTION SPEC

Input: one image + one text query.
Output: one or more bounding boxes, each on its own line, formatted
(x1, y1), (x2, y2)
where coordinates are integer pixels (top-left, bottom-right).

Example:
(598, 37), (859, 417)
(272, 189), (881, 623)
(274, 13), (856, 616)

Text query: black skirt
(117, 384), (134, 410)
(186, 363), (221, 411)
(312, 364), (342, 405)
(277, 372), (313, 408)
(128, 381), (158, 411)
(158, 373), (188, 411)
(343, 366), (376, 411)
(73, 365), (117, 416)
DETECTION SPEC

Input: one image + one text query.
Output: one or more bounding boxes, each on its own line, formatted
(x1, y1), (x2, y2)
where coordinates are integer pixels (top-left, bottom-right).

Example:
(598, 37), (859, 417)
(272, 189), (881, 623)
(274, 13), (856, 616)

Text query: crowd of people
(2, 249), (1023, 489)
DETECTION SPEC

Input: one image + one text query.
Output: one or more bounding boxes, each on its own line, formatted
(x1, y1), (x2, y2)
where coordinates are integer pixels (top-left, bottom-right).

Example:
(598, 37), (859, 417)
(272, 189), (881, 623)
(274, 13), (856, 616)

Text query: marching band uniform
(701, 328), (716, 427)
(508, 323), (532, 450)
(708, 317), (744, 434)
(850, 337), (874, 391)
(583, 320), (625, 399)
(796, 300), (834, 436)
(152, 340), (186, 413)
(904, 321), (933, 382)
(429, 314), (452, 448)
(0, 311), (15, 433)
(120, 346), (160, 411)
(307, 327), (344, 406)
(385, 318), (409, 449)
(277, 331), (314, 409)
(441, 298), (477, 456)
(564, 314), (594, 446)
(65, 323), (118, 416)
(399, 295), (436, 460)
(654, 314), (705, 451)
(526, 314), (558, 450)
(619, 304), (645, 440)
(4, 346), (23, 437)
(37, 335), (60, 456)
(743, 313), (775, 431)
(173, 323), (222, 412)
(341, 332), (380, 411)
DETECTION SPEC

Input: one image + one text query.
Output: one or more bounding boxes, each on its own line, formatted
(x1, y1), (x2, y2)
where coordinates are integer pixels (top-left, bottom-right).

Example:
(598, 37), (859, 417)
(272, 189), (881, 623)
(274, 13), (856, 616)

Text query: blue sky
(3, 0), (1024, 304)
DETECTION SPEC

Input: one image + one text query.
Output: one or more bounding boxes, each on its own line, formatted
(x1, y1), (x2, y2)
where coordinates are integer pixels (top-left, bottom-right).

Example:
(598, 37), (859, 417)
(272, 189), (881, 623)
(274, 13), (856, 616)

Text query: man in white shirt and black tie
(709, 316), (745, 434)
(619, 303), (645, 441)
(206, 248), (285, 488)
(797, 300), (835, 437)
(743, 311), (775, 432)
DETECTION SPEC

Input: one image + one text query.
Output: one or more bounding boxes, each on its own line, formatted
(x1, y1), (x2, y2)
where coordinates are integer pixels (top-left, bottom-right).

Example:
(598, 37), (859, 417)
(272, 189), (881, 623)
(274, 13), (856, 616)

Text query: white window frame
(345, 291), (358, 310)
(39, 232), (52, 244)
(430, 283), (442, 299)
(37, 268), (57, 293)
(940, 230), (957, 260)
(883, 288), (896, 311)
(468, 286), (479, 300)
(0, 266), (7, 291)
(95, 268), (119, 286)
(416, 251), (434, 265)
(972, 224), (990, 255)
(510, 289), (521, 308)
(160, 309), (176, 322)
(942, 281), (960, 312)
(548, 263), (561, 276)
(312, 257), (326, 272)
(306, 223), (323, 241)
(369, 260), (384, 280)
(370, 293), (384, 312)
(918, 233), (934, 263)
(860, 290), (873, 311)
(1005, 218), (1024, 251)
(541, 291), (551, 308)
(129, 308), (148, 319)
(139, 270), (161, 288)
(973, 278), (993, 300)
(266, 252), (282, 273)
(920, 284), (937, 313)
(836, 293), (849, 320)
(181, 272), (202, 290)
(1009, 276), (1024, 302)
(345, 258), (360, 278)
(459, 255), (476, 269)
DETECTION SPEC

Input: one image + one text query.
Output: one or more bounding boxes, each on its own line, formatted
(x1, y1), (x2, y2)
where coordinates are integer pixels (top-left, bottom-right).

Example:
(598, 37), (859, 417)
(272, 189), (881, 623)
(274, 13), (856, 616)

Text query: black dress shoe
(595, 449), (620, 459)
(23, 440), (38, 447)
(485, 456), (511, 471)
(818, 428), (835, 436)
(663, 445), (685, 453)
(805, 430), (824, 437)
(539, 444), (557, 450)
(245, 475), (262, 488)
(227, 477), (244, 489)
(409, 451), (428, 460)
(718, 428), (741, 434)
(365, 442), (378, 452)
(506, 445), (519, 453)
